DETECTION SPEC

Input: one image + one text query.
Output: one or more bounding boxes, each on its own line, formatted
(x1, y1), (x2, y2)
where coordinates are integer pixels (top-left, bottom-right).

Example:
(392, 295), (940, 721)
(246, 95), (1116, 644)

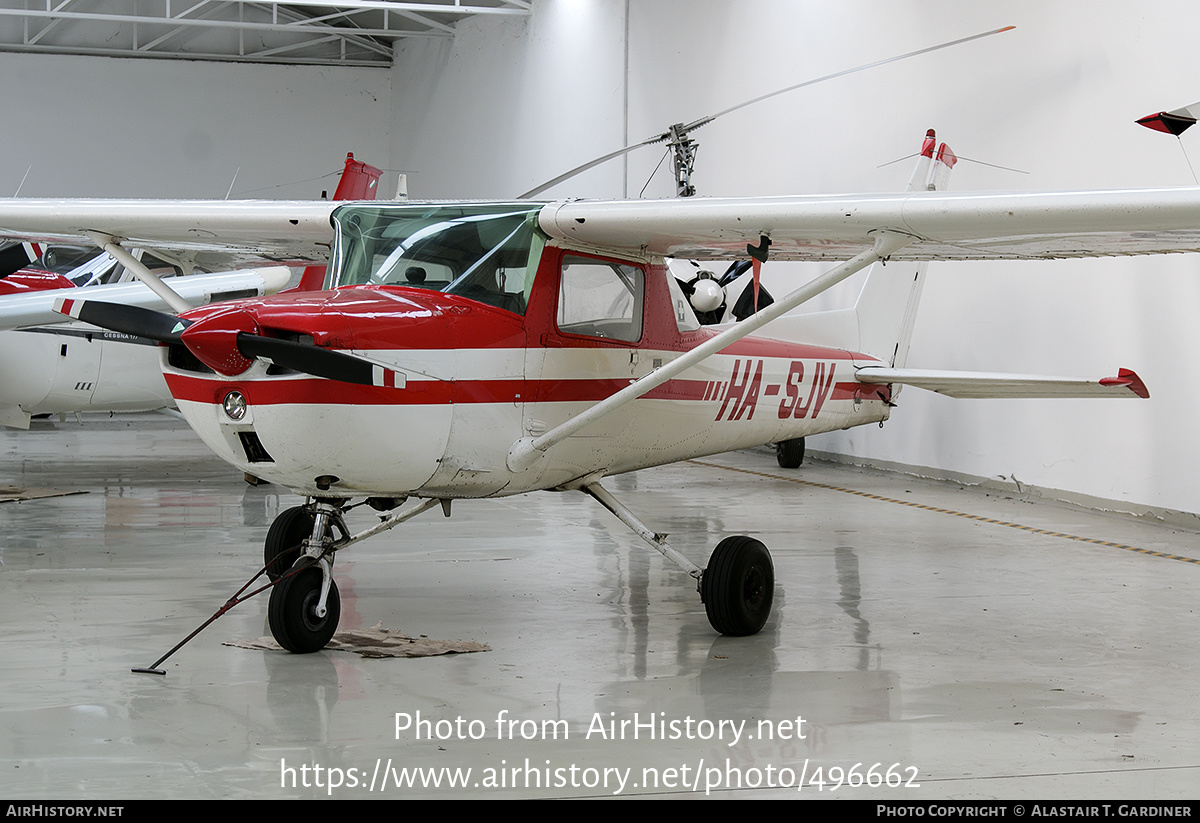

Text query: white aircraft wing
(538, 188), (1200, 262)
(5, 189), (1200, 267)
(855, 367), (1150, 399)
(0, 199), (340, 269)
(0, 266), (292, 332)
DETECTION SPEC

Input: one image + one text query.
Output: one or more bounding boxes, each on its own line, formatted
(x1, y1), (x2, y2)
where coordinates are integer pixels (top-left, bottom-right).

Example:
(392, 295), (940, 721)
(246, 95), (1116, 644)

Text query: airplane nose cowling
(179, 308), (260, 376)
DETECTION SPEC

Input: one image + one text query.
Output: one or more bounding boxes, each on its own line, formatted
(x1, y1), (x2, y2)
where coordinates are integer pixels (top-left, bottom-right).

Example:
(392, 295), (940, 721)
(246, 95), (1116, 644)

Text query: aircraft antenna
(225, 167), (241, 200)
(13, 165), (31, 197)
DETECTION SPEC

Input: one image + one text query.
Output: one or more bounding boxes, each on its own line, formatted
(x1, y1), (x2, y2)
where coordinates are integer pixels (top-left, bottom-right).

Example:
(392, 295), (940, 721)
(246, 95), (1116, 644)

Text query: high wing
(5, 188), (1200, 267)
(537, 188), (1200, 261)
(0, 199), (339, 270)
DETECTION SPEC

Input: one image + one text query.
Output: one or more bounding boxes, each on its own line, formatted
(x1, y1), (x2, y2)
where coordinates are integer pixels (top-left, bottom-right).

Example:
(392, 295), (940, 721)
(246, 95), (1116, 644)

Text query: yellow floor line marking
(688, 460), (1200, 566)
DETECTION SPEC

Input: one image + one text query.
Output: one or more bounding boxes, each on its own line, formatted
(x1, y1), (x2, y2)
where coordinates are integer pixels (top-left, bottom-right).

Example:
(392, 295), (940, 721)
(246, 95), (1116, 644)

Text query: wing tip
(1135, 111), (1196, 136)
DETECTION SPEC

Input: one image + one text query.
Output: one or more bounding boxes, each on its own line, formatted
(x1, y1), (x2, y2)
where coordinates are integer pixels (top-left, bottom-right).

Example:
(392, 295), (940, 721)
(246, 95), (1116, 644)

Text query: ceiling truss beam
(0, 0), (530, 66)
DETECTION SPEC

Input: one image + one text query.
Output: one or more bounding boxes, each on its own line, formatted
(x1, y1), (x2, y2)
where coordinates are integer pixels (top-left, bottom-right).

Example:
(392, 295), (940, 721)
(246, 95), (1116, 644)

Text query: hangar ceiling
(0, 0), (530, 67)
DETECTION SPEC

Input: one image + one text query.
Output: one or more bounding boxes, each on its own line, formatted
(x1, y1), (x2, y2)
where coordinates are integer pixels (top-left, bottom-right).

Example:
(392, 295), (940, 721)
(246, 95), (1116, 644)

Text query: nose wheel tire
(702, 536), (774, 636)
(268, 567), (341, 653)
(264, 506), (315, 581)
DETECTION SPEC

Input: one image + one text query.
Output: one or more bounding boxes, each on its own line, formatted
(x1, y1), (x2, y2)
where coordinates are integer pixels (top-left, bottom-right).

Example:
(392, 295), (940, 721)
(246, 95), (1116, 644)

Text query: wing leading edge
(0, 199), (340, 270)
(537, 188), (1200, 262)
(6, 187), (1200, 267)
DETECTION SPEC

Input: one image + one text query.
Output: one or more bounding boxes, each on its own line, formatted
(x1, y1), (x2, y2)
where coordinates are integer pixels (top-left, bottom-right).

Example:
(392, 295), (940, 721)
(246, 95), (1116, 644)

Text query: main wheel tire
(264, 506), (315, 581)
(268, 567), (341, 653)
(776, 437), (805, 468)
(702, 536), (774, 636)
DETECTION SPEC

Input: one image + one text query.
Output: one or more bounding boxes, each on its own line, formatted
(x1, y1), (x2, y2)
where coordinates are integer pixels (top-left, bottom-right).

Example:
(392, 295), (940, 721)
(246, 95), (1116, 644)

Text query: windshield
(327, 203), (546, 315)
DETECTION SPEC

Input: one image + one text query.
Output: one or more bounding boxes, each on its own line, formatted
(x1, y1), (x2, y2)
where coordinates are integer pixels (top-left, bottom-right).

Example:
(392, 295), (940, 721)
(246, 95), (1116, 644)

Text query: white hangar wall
(0, 52), (391, 199)
(3, 2), (1198, 521)
(389, 0), (1200, 521)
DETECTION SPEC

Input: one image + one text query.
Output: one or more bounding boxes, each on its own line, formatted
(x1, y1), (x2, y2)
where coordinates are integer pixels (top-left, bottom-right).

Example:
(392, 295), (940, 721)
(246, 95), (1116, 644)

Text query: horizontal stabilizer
(855, 366), (1149, 399)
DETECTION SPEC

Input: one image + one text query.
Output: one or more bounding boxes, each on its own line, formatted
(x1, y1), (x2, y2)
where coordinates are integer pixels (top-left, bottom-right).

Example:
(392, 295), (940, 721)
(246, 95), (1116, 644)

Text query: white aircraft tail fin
(852, 131), (955, 367)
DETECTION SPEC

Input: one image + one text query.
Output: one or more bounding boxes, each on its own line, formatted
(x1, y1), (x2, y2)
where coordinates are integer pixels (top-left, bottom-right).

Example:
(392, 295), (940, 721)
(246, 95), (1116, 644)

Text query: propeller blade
(235, 333), (403, 388)
(519, 25), (1015, 198)
(54, 298), (191, 343)
(718, 260), (753, 286)
(0, 242), (42, 278)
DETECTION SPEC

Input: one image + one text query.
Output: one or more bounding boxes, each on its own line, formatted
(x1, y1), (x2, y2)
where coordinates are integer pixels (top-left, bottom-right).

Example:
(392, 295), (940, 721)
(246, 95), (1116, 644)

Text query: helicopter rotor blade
(519, 25), (1015, 198)
(681, 25), (1016, 133)
(519, 140), (662, 199)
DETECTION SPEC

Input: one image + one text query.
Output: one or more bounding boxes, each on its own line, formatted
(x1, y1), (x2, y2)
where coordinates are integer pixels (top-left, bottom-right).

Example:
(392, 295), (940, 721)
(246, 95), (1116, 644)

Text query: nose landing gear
(265, 499), (347, 653)
(263, 496), (445, 653)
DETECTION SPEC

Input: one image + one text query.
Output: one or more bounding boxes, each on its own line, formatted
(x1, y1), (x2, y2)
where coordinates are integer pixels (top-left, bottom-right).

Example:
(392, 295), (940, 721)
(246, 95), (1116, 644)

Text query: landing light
(223, 391), (247, 421)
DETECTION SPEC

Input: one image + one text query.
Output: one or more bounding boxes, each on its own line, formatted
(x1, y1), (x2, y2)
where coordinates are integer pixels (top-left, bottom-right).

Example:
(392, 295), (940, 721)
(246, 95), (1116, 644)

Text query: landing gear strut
(579, 479), (774, 636)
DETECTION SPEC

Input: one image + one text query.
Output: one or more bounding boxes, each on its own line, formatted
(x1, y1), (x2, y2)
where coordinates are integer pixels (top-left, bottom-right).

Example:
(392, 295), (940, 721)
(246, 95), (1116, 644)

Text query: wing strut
(84, 231), (192, 314)
(506, 229), (916, 472)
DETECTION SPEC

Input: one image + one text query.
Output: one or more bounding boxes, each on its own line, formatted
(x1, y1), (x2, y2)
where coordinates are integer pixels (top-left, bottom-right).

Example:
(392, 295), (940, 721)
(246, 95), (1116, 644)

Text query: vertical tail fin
(853, 130), (955, 368)
(331, 152), (383, 201)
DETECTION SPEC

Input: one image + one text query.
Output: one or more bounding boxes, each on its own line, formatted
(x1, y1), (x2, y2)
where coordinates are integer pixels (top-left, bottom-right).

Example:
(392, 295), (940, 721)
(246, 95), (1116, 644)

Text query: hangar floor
(2, 414), (1199, 800)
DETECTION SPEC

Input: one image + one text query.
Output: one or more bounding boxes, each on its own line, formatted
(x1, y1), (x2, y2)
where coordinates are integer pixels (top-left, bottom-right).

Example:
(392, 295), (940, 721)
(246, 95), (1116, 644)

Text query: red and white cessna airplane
(0, 129), (1182, 656)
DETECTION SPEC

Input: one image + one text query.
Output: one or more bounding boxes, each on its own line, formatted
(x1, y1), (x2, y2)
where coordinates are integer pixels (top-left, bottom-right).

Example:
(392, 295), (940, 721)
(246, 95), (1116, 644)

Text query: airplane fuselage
(160, 215), (892, 498)
(0, 326), (170, 428)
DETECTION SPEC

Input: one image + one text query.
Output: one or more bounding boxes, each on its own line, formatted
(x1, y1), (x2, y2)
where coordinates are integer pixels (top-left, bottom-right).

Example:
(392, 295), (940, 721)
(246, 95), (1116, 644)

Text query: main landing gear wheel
(264, 506), (315, 581)
(268, 567), (341, 653)
(776, 437), (805, 468)
(702, 536), (774, 636)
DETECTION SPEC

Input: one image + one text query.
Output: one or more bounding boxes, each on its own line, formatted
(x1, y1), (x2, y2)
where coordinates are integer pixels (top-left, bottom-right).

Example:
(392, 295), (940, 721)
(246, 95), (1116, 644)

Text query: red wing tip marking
(1136, 112), (1197, 136)
(1099, 368), (1149, 399)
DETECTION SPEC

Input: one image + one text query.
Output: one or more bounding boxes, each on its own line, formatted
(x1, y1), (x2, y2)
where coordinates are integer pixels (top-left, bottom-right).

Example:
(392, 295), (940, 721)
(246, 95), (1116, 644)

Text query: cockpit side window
(556, 255), (644, 343)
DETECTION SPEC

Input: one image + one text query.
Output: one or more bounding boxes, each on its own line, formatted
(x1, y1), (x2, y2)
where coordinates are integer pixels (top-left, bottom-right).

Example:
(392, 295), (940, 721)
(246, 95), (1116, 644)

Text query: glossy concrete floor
(3, 414), (1199, 800)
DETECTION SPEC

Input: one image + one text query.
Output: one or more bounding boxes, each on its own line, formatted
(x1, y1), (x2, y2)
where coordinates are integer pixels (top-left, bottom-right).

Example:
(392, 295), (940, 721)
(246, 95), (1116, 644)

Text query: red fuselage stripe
(165, 373), (717, 406)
